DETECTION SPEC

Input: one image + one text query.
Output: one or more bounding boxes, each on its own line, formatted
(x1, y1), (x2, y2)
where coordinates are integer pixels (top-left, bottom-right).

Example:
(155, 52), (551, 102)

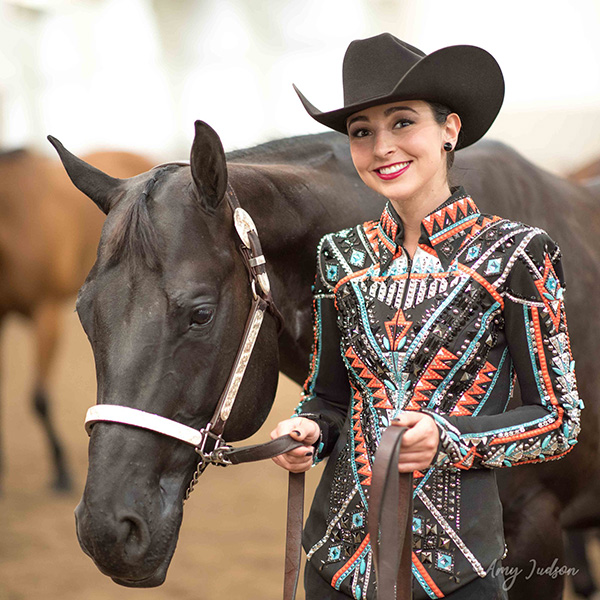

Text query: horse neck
(225, 143), (385, 384)
(228, 164), (322, 383)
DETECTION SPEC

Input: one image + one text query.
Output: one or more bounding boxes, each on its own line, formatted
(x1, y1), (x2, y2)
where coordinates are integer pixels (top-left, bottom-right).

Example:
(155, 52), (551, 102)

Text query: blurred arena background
(0, 1), (599, 599)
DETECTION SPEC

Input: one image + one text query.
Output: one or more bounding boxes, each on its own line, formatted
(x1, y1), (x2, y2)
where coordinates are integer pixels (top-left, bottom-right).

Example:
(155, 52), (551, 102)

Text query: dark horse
(50, 122), (600, 598)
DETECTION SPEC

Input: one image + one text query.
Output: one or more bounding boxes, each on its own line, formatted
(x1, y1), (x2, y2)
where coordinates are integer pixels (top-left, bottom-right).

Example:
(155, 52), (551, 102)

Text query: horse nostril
(118, 513), (151, 561)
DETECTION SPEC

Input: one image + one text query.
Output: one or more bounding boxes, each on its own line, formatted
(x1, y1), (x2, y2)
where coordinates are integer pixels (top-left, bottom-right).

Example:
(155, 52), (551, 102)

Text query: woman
(271, 33), (581, 599)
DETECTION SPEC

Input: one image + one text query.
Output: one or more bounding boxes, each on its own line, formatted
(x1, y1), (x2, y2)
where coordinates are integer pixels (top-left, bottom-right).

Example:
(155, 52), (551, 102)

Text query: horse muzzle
(74, 423), (190, 587)
(74, 494), (181, 587)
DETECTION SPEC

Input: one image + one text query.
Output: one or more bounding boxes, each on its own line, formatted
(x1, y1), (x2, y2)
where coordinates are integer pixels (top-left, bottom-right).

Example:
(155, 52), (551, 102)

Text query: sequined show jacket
(295, 187), (582, 599)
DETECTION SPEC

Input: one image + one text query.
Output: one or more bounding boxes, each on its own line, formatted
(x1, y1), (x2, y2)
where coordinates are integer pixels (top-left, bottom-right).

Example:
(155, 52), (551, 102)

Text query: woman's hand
(392, 412), (439, 472)
(270, 417), (321, 473)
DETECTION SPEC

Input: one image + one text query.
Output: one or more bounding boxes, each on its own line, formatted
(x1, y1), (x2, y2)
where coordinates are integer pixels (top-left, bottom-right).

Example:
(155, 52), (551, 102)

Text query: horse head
(49, 121), (280, 587)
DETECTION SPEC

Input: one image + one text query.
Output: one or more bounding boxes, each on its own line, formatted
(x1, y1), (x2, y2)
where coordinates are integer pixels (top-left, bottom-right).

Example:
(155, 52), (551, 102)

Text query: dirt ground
(0, 302), (595, 599)
(0, 302), (324, 600)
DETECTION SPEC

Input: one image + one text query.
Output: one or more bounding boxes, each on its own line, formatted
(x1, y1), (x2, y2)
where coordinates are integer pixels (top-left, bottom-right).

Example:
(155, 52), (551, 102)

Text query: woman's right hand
(270, 417), (321, 473)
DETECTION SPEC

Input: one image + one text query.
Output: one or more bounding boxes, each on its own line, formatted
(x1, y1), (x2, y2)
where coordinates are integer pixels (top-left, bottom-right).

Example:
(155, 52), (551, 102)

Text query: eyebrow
(347, 105), (419, 128)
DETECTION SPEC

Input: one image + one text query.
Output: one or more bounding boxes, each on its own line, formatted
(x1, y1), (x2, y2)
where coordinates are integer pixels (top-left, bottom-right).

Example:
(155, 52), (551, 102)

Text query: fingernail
(305, 451), (313, 457)
(292, 430), (301, 437)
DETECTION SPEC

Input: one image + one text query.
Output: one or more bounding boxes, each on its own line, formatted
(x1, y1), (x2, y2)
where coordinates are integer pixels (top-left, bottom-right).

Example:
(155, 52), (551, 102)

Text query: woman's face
(347, 100), (460, 206)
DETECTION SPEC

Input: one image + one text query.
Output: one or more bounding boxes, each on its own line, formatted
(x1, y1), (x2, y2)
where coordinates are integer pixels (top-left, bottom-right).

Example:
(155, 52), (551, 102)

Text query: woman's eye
(190, 308), (214, 328)
(394, 119), (413, 129)
(350, 128), (370, 138)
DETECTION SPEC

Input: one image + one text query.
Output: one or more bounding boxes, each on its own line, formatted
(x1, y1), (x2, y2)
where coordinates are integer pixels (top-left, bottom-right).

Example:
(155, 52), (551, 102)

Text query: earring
(443, 142), (453, 152)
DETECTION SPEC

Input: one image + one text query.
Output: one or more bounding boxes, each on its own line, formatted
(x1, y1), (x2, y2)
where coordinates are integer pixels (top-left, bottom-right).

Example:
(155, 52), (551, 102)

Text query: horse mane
(101, 132), (347, 270)
(103, 165), (178, 270)
(226, 131), (345, 165)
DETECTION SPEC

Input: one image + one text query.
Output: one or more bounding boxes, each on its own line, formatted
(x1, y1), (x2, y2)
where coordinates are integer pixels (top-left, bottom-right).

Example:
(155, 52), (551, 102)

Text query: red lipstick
(374, 161), (411, 180)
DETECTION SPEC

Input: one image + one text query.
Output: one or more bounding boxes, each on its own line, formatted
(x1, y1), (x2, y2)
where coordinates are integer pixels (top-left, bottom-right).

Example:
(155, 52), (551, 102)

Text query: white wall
(0, 0), (598, 173)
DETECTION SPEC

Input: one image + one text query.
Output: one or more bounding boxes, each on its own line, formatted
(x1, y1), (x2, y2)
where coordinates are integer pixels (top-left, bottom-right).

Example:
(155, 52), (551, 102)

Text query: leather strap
(227, 435), (305, 464)
(85, 404), (205, 445)
(368, 426), (414, 600)
(222, 435), (305, 600)
(284, 472), (305, 600)
(227, 182), (284, 334)
(209, 295), (268, 437)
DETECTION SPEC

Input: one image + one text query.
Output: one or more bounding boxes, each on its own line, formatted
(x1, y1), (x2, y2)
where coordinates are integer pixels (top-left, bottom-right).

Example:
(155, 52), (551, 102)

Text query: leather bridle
(82, 167), (413, 600)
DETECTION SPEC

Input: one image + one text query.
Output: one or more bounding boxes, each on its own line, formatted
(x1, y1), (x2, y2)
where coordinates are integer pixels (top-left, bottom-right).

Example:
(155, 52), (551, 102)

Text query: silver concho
(234, 208), (257, 248)
(257, 273), (271, 295)
(233, 208), (271, 295)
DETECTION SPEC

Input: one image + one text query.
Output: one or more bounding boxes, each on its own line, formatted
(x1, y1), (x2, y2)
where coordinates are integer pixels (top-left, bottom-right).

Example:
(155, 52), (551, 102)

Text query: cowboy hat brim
(294, 45), (504, 149)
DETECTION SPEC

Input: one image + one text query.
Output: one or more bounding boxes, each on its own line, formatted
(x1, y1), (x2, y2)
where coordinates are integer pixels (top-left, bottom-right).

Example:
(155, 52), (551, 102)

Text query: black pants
(304, 561), (508, 600)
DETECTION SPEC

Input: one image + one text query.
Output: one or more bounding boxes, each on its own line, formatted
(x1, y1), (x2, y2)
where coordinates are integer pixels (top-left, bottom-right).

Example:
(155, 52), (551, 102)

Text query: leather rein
(82, 167), (413, 600)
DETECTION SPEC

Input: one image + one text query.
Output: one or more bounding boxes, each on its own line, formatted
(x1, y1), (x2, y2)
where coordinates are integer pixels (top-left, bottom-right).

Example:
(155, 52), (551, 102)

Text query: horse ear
(47, 135), (123, 215)
(190, 120), (228, 213)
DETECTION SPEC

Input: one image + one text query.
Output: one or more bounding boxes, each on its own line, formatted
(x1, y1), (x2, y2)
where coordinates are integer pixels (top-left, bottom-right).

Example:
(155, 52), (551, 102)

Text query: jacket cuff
(421, 410), (463, 468)
(293, 412), (329, 464)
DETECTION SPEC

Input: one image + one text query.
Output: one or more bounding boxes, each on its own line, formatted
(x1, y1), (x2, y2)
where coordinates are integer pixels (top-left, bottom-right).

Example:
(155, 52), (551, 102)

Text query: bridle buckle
(194, 425), (232, 468)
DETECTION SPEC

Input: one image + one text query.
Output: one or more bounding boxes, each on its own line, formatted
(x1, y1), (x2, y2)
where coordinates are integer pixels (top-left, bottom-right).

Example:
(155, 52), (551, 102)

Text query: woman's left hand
(391, 412), (439, 472)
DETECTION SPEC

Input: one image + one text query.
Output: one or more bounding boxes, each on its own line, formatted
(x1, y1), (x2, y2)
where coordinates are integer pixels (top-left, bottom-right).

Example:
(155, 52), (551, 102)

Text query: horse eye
(190, 307), (214, 327)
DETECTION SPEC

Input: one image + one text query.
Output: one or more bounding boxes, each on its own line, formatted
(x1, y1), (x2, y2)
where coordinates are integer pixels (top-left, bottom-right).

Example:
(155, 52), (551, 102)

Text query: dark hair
(427, 101), (463, 171)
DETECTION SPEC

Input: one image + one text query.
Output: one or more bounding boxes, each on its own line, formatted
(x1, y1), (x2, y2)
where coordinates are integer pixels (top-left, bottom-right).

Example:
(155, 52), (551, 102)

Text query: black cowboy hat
(293, 33), (505, 149)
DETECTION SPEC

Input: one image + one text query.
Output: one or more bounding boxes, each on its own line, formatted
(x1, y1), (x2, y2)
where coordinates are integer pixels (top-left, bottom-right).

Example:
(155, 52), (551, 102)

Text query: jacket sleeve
(426, 232), (583, 470)
(293, 238), (352, 461)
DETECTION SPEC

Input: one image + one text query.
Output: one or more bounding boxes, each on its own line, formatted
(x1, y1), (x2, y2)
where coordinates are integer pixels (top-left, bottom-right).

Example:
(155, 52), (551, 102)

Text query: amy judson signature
(488, 558), (579, 591)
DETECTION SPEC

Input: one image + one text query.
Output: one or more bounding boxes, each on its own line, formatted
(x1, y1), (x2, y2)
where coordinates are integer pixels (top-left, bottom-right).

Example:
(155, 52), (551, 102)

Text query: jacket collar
(376, 186), (481, 272)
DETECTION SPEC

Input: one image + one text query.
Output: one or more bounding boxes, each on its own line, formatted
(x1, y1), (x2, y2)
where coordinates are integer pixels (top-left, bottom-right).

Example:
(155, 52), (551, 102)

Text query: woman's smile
(346, 100), (460, 210)
(374, 160), (412, 180)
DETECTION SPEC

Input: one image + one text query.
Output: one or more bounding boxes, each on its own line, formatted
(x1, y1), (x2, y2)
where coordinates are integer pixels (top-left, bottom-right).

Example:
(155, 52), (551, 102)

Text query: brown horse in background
(0, 148), (155, 491)
(568, 156), (600, 184)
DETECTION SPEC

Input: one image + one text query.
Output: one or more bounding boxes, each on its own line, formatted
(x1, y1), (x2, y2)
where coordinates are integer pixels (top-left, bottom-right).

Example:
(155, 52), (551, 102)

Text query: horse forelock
(103, 165), (180, 270)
